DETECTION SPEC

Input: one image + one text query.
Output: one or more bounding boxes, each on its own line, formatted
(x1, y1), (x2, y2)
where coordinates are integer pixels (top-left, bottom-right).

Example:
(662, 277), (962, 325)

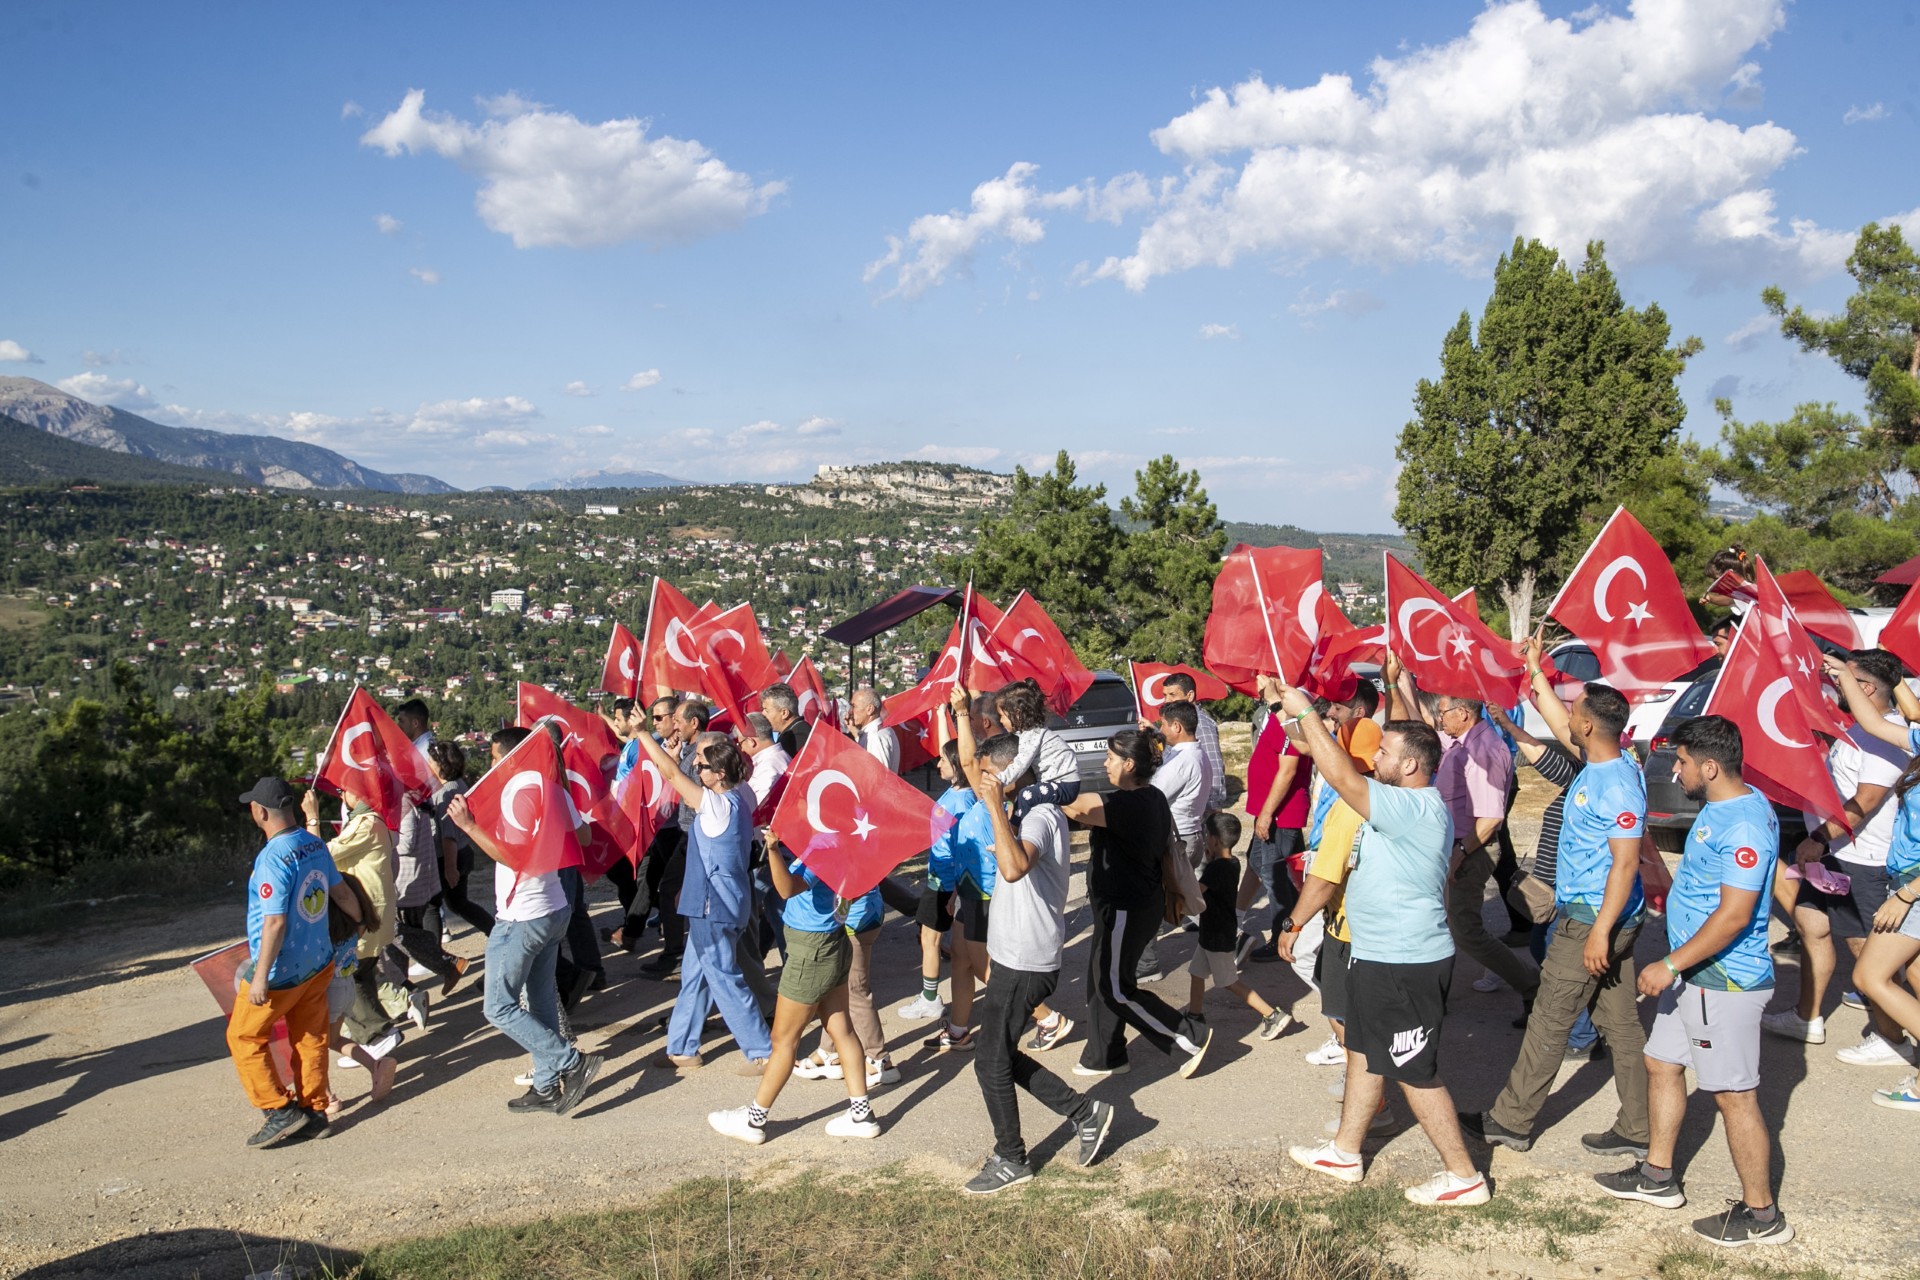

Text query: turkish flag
(1385, 555), (1527, 704)
(1707, 569), (1757, 605)
(882, 593), (1014, 728)
(463, 731), (584, 878)
(987, 591), (1096, 715)
(1129, 661), (1230, 721)
(1751, 559), (1850, 739)
(1204, 544), (1326, 688)
(789, 656), (841, 729)
(1306, 619), (1385, 703)
(1546, 507), (1716, 700)
(1881, 576), (1920, 677)
(599, 622), (644, 700)
(613, 751), (675, 868)
(314, 686), (435, 831)
(638, 577), (707, 700)
(1704, 615), (1850, 831)
(769, 650), (795, 681)
(516, 683), (622, 788)
(1775, 570), (1861, 650)
(690, 602), (778, 725)
(770, 722), (956, 901)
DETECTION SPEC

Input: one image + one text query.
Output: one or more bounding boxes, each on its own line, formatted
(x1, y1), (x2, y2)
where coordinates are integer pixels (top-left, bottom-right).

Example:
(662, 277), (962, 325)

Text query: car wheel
(1650, 827), (1686, 854)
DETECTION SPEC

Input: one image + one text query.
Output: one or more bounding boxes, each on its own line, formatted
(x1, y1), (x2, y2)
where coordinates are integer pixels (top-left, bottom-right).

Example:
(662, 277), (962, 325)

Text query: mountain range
(0, 377), (455, 494)
(528, 468), (686, 490)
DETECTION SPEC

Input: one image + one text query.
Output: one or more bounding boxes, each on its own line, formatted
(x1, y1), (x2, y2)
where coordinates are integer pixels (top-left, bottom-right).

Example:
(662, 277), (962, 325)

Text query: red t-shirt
(1247, 716), (1313, 830)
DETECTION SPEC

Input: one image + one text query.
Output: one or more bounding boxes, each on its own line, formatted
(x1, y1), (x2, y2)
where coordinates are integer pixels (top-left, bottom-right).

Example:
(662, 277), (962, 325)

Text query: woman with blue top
(916, 738), (997, 1053)
(1825, 656), (1920, 1112)
(636, 729), (773, 1076)
(708, 833), (883, 1145)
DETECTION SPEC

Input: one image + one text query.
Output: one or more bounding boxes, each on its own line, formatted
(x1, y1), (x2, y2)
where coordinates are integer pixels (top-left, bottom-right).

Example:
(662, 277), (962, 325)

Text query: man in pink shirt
(1240, 711), (1314, 962)
(1433, 696), (1536, 1014)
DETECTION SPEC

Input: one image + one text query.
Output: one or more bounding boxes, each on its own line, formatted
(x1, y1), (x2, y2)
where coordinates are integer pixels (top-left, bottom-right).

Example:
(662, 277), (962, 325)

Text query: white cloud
(0, 340), (40, 363)
(1844, 103), (1888, 125)
(1723, 311), (1775, 350)
(360, 89), (784, 249)
(1093, 0), (1837, 288)
(81, 348), (125, 367)
(563, 380), (593, 397)
(409, 267), (441, 285)
(622, 369), (662, 391)
(477, 90), (548, 117)
(150, 394), (546, 462)
(1198, 323), (1240, 341)
(796, 416), (841, 437)
(405, 396), (540, 437)
(341, 100), (364, 120)
(575, 423), (613, 436)
(472, 429), (555, 450)
(374, 213), (403, 234)
(730, 419), (784, 445)
(910, 444), (1003, 465)
(57, 372), (155, 409)
(865, 163), (1084, 300)
(1288, 287), (1385, 321)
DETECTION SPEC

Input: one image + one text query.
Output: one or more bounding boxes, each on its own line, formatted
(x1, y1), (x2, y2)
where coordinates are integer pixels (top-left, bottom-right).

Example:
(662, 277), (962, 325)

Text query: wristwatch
(1278, 917), (1300, 934)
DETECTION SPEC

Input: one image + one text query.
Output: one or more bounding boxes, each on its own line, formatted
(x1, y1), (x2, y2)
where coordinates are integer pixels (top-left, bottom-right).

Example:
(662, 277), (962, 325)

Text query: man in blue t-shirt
(1594, 716), (1793, 1250)
(1468, 673), (1650, 1159)
(226, 777), (357, 1151)
(1266, 676), (1491, 1209)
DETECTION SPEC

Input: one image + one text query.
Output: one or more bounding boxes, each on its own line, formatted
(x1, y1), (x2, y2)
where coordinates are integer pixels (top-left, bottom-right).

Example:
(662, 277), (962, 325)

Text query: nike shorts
(1345, 955), (1453, 1085)
(1315, 934), (1352, 1022)
(1645, 981), (1767, 1093)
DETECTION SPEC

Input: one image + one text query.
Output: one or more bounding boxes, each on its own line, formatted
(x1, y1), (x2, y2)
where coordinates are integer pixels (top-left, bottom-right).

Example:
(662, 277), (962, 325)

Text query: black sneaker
(1458, 1110), (1533, 1152)
(1581, 1128), (1649, 1159)
(1511, 996), (1534, 1030)
(553, 1052), (605, 1117)
(1247, 942), (1280, 963)
(963, 1154), (1035, 1195)
(1693, 1200), (1794, 1247)
(1564, 1040), (1607, 1064)
(1594, 1163), (1685, 1208)
(640, 952), (682, 979)
(245, 1104), (311, 1149)
(507, 1085), (562, 1114)
(289, 1107), (331, 1141)
(1077, 1100), (1115, 1168)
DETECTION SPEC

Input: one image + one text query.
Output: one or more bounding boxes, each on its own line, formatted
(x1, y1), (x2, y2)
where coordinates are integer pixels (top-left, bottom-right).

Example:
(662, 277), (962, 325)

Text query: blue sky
(1, 0), (1914, 530)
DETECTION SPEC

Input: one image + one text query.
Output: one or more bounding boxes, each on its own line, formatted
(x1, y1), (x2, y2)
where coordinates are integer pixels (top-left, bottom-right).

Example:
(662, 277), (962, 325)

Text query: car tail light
(1648, 811), (1672, 821)
(1641, 688), (1676, 704)
(1649, 735), (1669, 754)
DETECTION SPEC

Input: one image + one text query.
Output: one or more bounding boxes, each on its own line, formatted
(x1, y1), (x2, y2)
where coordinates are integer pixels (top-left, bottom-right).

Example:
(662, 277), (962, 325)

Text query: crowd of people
(222, 637), (1920, 1249)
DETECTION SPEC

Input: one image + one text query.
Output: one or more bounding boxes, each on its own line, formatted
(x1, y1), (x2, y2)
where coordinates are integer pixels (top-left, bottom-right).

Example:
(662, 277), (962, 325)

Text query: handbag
(1504, 861), (1557, 925)
(1162, 830), (1207, 923)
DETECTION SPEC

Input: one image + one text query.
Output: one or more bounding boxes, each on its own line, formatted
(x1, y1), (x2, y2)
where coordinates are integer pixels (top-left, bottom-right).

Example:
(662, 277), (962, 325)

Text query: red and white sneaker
(1288, 1140), (1364, 1184)
(1404, 1170), (1491, 1206)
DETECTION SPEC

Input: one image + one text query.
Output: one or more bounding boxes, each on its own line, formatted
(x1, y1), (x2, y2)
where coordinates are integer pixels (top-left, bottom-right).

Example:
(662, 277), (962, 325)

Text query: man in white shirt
(1159, 673), (1229, 812)
(1152, 702), (1214, 867)
(1765, 648), (1913, 1062)
(850, 686), (900, 774)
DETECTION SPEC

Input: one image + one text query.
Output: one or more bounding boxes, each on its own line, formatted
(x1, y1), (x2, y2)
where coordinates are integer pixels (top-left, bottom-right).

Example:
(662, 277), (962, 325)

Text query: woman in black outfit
(1062, 730), (1214, 1079)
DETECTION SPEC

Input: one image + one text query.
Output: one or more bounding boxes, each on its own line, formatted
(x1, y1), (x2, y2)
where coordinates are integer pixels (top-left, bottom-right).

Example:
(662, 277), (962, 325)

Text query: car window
(1660, 677), (1716, 732)
(1049, 680), (1138, 729)
(1553, 644), (1601, 683)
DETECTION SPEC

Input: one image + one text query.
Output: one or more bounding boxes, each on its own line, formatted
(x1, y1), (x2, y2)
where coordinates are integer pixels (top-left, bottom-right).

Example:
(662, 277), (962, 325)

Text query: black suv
(1049, 670), (1140, 796)
(1642, 672), (1808, 853)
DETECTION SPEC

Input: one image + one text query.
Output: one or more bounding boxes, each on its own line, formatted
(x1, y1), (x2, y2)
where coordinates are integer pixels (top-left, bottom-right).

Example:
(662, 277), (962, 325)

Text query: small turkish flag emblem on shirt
(1734, 847), (1759, 870)
(1616, 813), (1638, 830)
(259, 883), (273, 899)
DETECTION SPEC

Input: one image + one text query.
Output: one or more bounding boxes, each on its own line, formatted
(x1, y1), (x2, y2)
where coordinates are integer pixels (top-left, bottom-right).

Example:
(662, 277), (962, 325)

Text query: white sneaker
(1404, 1170), (1491, 1206)
(1760, 1009), (1825, 1044)
(1288, 1139), (1364, 1184)
(866, 1059), (901, 1086)
(708, 1106), (767, 1145)
(407, 989), (431, 1032)
(406, 962), (434, 983)
(1842, 989), (1866, 1010)
(1472, 971), (1505, 994)
(1072, 1062), (1131, 1078)
(897, 995), (944, 1021)
(1837, 1032), (1915, 1067)
(337, 1053), (362, 1070)
(825, 1112), (881, 1139)
(336, 1026), (404, 1070)
(513, 1070), (534, 1087)
(793, 1054), (844, 1081)
(1305, 1035), (1347, 1067)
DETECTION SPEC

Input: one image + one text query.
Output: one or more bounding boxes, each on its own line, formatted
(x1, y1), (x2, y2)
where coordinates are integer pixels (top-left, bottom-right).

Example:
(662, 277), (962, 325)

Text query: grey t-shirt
(986, 805), (1071, 973)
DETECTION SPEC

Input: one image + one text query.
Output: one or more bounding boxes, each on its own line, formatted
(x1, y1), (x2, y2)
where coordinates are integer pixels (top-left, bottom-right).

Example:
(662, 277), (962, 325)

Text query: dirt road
(2, 787), (1914, 1279)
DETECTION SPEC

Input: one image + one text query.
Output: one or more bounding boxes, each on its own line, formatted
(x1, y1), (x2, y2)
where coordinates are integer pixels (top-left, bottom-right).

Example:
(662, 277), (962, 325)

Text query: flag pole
(1246, 550), (1285, 678)
(954, 576), (975, 688)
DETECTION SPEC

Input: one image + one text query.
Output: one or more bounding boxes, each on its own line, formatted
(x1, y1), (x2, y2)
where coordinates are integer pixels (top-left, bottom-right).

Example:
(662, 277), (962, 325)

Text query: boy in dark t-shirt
(1188, 812), (1291, 1040)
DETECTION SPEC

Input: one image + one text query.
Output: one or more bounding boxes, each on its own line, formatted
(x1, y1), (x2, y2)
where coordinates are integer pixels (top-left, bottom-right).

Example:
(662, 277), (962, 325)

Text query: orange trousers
(227, 964), (332, 1112)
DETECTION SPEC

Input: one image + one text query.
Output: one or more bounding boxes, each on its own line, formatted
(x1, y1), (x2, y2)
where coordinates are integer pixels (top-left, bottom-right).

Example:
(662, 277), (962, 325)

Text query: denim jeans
(483, 908), (580, 1091)
(1530, 919), (1598, 1050)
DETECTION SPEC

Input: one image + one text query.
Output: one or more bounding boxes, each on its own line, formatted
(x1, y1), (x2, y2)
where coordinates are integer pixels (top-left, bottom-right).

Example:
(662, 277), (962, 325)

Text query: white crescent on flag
(618, 647), (637, 680)
(1297, 582), (1324, 645)
(340, 723), (375, 772)
(1756, 677), (1810, 749)
(1140, 671), (1171, 708)
(664, 618), (705, 669)
(806, 769), (875, 839)
(1395, 598), (1450, 663)
(499, 771), (545, 835)
(1593, 555), (1650, 625)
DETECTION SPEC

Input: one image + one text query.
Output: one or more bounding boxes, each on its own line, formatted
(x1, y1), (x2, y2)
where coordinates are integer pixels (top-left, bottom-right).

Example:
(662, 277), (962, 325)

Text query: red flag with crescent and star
(313, 686), (435, 831)
(463, 730), (585, 878)
(599, 622), (644, 700)
(987, 591), (1096, 716)
(689, 602), (778, 726)
(1385, 555), (1527, 704)
(1750, 559), (1850, 739)
(1880, 574), (1920, 679)
(770, 721), (955, 901)
(1128, 661), (1230, 721)
(1774, 570), (1861, 650)
(881, 593), (1014, 728)
(1203, 544), (1326, 689)
(516, 683), (622, 789)
(1703, 614), (1849, 831)
(1546, 507), (1715, 700)
(789, 656), (841, 729)
(637, 577), (707, 701)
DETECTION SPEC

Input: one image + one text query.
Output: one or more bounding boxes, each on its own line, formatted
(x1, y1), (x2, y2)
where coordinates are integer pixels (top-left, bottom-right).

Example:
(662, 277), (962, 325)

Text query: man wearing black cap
(228, 777), (360, 1149)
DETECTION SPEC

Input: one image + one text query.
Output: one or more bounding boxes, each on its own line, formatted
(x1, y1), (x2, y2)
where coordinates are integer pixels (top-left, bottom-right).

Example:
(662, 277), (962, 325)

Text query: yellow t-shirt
(329, 808), (398, 958)
(1304, 797), (1364, 944)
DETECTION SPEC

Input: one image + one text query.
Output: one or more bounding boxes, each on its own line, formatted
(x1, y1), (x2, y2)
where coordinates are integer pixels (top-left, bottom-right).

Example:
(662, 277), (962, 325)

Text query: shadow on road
(13, 1228), (359, 1280)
